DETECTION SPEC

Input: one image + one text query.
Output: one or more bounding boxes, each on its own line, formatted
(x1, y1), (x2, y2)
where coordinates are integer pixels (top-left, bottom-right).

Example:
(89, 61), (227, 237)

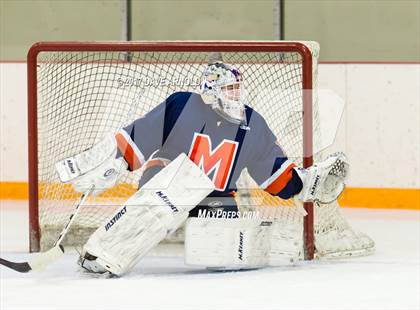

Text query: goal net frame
(27, 41), (316, 258)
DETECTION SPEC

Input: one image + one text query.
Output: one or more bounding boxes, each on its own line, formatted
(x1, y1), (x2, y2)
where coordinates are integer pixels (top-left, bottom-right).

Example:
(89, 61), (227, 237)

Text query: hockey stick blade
(0, 245), (64, 273)
(0, 187), (93, 273)
(0, 258), (31, 273)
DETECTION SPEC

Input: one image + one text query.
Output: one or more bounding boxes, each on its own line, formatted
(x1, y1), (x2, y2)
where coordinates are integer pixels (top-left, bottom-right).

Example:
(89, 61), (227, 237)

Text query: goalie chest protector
(118, 91), (293, 196)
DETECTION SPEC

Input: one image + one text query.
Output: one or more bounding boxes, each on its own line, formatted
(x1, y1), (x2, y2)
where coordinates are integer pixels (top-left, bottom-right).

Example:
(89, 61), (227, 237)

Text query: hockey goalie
(55, 58), (349, 276)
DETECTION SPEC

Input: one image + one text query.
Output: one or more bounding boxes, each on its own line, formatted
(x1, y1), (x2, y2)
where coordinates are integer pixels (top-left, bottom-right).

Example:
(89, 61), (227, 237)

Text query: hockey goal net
(28, 41), (374, 259)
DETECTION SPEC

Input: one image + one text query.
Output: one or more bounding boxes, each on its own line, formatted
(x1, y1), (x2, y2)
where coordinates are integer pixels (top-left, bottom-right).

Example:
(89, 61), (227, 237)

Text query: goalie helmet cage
(28, 41), (372, 260)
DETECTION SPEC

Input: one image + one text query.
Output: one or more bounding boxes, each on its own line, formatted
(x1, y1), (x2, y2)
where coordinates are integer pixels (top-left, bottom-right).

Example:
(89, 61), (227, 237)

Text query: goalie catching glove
(55, 134), (128, 196)
(297, 152), (349, 204)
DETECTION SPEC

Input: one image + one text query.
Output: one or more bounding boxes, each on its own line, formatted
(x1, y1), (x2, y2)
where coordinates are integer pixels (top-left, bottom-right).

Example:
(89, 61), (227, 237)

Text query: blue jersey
(115, 92), (302, 199)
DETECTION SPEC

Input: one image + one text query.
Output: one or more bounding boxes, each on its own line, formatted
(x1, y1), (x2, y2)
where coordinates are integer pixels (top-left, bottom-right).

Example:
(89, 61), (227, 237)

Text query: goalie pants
(189, 196), (238, 218)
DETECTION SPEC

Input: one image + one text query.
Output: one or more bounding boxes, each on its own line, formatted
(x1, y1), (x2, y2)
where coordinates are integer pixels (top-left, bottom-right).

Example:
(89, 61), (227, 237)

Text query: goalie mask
(200, 62), (246, 124)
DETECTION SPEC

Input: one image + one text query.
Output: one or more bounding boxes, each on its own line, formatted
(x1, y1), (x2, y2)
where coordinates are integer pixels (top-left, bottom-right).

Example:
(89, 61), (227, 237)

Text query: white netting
(34, 42), (373, 257)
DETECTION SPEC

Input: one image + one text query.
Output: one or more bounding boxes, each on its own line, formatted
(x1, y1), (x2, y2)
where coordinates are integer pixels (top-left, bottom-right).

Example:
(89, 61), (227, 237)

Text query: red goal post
(27, 41), (315, 258)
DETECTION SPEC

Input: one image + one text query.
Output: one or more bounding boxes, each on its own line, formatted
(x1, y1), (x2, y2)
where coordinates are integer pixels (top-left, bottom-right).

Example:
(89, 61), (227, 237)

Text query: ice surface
(1, 200), (419, 310)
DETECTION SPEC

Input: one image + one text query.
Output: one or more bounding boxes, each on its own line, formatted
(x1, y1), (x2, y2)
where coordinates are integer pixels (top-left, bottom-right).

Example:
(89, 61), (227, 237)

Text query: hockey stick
(0, 186), (94, 273)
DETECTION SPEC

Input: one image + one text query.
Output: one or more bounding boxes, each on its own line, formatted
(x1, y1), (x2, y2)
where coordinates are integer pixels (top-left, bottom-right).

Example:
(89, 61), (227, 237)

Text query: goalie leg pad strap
(82, 153), (215, 276)
(184, 217), (303, 270)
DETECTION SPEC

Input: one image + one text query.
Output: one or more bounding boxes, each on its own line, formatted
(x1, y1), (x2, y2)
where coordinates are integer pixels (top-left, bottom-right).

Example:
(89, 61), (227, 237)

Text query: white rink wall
(0, 62), (419, 188)
(317, 63), (420, 188)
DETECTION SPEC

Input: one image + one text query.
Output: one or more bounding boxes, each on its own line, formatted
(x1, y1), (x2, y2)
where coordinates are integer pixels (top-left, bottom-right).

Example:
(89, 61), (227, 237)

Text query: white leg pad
(185, 217), (303, 270)
(83, 153), (214, 276)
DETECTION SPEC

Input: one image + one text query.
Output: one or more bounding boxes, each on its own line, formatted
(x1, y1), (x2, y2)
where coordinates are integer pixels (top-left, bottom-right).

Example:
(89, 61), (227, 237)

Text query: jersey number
(188, 133), (238, 191)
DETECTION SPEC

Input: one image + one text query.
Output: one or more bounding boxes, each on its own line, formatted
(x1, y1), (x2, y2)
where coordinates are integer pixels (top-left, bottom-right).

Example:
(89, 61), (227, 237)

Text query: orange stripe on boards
(338, 188), (420, 210)
(0, 182), (28, 200)
(0, 182), (419, 210)
(0, 182), (137, 201)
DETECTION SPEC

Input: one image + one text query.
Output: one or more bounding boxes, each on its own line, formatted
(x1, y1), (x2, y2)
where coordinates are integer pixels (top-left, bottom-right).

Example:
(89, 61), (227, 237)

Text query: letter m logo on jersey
(189, 133), (238, 191)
